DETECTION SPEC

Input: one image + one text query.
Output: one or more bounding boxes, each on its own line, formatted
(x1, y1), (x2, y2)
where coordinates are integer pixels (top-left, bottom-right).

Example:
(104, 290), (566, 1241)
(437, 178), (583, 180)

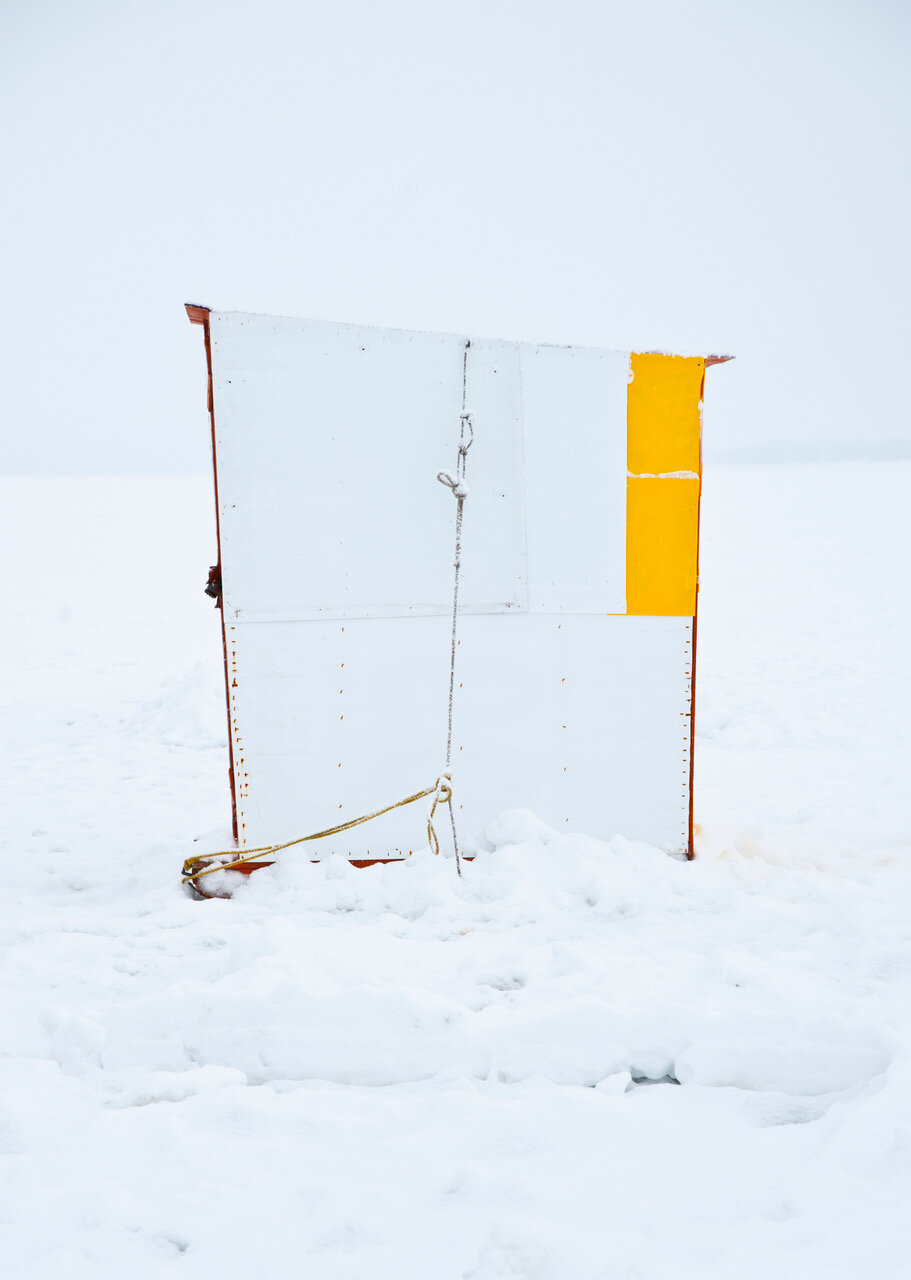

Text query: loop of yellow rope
(425, 771), (453, 857)
(182, 772), (454, 885)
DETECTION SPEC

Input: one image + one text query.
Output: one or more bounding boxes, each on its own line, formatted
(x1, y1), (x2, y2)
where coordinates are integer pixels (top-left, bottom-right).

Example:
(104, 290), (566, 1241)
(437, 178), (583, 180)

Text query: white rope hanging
(434, 342), (474, 876)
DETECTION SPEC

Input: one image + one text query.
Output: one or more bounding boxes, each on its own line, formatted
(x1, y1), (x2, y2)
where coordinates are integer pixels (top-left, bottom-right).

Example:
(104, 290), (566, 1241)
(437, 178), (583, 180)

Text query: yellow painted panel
(627, 353), (704, 477)
(626, 477), (700, 616)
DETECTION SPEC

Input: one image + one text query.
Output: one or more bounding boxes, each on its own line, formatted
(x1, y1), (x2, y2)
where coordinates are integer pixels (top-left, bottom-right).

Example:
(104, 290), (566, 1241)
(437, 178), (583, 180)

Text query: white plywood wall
(208, 311), (693, 857)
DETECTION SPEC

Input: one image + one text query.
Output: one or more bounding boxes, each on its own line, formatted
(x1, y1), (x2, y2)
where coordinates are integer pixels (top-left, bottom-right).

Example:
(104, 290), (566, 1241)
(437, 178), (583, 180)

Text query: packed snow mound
(7, 831), (896, 1101)
(174, 835), (894, 1096)
(3, 825), (909, 1280)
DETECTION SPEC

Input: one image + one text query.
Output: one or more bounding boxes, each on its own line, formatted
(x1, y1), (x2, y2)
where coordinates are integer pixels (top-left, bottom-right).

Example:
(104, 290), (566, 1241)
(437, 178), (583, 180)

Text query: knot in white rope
(458, 412), (474, 455)
(437, 470), (468, 498)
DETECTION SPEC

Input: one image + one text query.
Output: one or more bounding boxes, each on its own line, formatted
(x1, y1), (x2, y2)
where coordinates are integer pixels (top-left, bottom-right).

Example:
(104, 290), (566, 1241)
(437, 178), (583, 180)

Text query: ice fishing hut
(185, 304), (730, 886)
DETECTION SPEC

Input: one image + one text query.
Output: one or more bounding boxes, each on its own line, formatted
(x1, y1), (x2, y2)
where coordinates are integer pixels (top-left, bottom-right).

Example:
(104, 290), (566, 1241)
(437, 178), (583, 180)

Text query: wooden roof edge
(181, 310), (734, 362)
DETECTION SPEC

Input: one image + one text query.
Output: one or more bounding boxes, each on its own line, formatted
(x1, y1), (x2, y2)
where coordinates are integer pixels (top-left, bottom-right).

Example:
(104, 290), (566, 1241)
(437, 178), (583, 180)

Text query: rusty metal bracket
(204, 564), (222, 604)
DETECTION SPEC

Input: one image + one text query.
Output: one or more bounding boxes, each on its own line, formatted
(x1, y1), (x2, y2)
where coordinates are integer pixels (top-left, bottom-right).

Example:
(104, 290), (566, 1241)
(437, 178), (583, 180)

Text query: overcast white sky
(2, 0), (909, 471)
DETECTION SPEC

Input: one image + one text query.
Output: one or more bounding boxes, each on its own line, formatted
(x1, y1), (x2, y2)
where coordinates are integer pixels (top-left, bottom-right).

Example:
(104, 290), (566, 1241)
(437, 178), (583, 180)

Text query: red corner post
(688, 353), (734, 858)
(185, 304), (239, 844)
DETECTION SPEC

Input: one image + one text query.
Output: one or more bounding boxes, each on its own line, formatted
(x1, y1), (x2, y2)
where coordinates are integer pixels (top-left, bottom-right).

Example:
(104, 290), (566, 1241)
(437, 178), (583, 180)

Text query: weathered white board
(208, 311), (692, 857)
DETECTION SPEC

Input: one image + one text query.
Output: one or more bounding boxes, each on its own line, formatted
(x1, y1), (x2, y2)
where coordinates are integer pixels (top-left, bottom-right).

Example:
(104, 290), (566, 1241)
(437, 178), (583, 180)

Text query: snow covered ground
(2, 463), (910, 1279)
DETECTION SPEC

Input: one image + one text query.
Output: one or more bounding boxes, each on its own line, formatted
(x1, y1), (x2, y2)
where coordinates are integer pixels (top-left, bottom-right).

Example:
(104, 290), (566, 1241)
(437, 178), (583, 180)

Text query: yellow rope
(182, 772), (453, 885)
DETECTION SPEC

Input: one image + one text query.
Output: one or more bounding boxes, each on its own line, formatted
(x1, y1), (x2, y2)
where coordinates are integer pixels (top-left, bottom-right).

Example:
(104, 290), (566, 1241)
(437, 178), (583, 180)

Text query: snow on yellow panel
(626, 354), (703, 617)
(627, 353), (704, 477)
